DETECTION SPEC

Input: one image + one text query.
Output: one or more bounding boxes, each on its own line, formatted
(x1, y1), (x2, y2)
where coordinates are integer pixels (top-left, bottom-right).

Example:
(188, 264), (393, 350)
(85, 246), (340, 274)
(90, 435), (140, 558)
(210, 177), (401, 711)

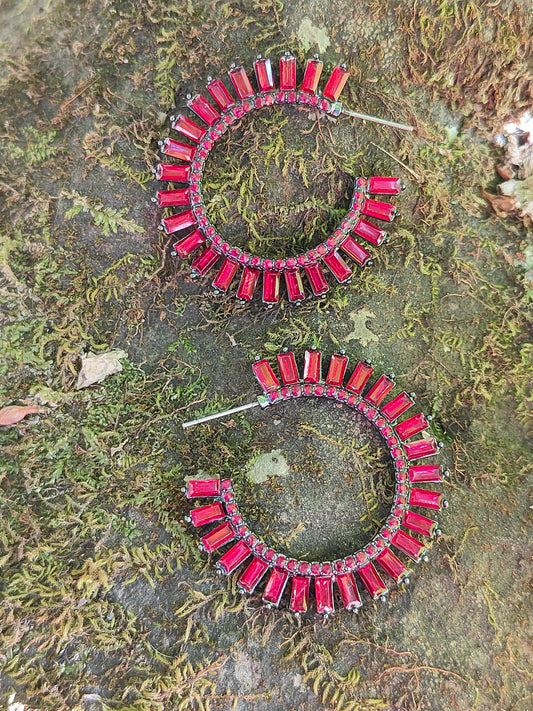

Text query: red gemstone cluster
(183, 350), (448, 615)
(154, 53), (402, 304)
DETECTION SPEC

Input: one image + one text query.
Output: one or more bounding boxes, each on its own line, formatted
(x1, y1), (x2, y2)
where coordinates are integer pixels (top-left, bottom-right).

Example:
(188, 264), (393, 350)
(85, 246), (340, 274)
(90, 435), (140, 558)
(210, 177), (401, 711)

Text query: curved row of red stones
(152, 52), (402, 304)
(182, 350), (449, 615)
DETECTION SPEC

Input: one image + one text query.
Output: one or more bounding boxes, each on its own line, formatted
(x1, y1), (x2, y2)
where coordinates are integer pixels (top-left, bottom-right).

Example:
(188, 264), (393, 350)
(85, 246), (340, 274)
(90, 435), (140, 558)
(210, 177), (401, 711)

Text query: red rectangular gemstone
(300, 58), (323, 93)
(376, 548), (409, 582)
(157, 188), (190, 207)
(279, 53), (296, 90)
(366, 375), (394, 406)
(277, 351), (299, 385)
(303, 350), (321, 383)
(156, 163), (190, 182)
(346, 361), (373, 394)
(174, 229), (205, 258)
(395, 413), (429, 441)
(252, 359), (280, 392)
(362, 198), (396, 222)
(408, 464), (443, 483)
(353, 218), (387, 246)
(217, 540), (251, 574)
(190, 502), (225, 527)
(161, 138), (195, 162)
(409, 488), (443, 510)
(290, 576), (310, 613)
(381, 392), (414, 421)
(213, 258), (239, 292)
(185, 478), (221, 498)
(263, 270), (280, 304)
(162, 209), (196, 234)
(236, 266), (260, 301)
(368, 176), (402, 195)
(190, 246), (220, 276)
(187, 94), (221, 126)
(304, 262), (329, 296)
(206, 78), (235, 110)
(238, 556), (269, 593)
(284, 268), (305, 302)
(336, 572), (362, 610)
(326, 353), (348, 386)
(404, 437), (438, 460)
(403, 510), (437, 537)
(172, 114), (206, 143)
(322, 66), (349, 101)
(358, 562), (387, 599)
(392, 529), (426, 561)
(323, 250), (352, 282)
(262, 568), (289, 606)
(201, 521), (235, 553)
(315, 576), (334, 614)
(339, 236), (371, 266)
(228, 66), (254, 99)
(254, 57), (275, 92)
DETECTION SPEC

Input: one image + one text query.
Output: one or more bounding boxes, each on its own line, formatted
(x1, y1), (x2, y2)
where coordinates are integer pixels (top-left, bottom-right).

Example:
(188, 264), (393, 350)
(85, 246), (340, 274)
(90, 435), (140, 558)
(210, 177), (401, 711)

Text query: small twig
(370, 142), (423, 182)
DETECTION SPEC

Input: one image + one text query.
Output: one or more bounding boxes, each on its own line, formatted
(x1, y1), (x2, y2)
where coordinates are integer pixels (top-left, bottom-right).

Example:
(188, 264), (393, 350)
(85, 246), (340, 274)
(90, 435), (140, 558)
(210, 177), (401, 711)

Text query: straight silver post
(182, 401), (260, 429)
(341, 108), (414, 132)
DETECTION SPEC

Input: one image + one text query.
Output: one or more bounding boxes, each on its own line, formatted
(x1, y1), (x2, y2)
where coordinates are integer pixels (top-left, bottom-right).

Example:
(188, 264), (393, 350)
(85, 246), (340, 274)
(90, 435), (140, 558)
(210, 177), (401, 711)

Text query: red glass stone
(409, 488), (443, 510)
(284, 269), (306, 302)
(381, 392), (414, 421)
(172, 114), (206, 143)
(252, 359), (280, 392)
(213, 258), (239, 292)
(404, 437), (438, 460)
(304, 262), (329, 296)
(336, 572), (362, 610)
(263, 270), (280, 304)
(157, 188), (190, 207)
(408, 464), (443, 483)
(228, 66), (254, 99)
(217, 540), (251, 574)
(156, 163), (191, 182)
(286, 559), (297, 571)
(346, 362), (373, 394)
(187, 94), (220, 126)
(339, 236), (371, 266)
(298, 561), (310, 575)
(395, 413), (429, 441)
(191, 246), (219, 276)
(238, 557), (269, 593)
(376, 548), (409, 582)
(190, 502), (225, 527)
(366, 375), (394, 406)
(161, 138), (196, 162)
(201, 521), (235, 553)
(276, 555), (287, 568)
(236, 266), (260, 301)
(323, 250), (353, 283)
(314, 384), (325, 396)
(254, 57), (275, 92)
(290, 576), (310, 613)
(315, 577), (334, 614)
(278, 351), (299, 385)
(162, 210), (196, 235)
(368, 176), (402, 195)
(358, 562), (387, 599)
(353, 218), (387, 246)
(301, 58), (323, 94)
(362, 198), (396, 222)
(279, 53), (296, 90)
(325, 354), (348, 386)
(262, 568), (289, 606)
(206, 78), (235, 111)
(391, 529), (426, 561)
(185, 478), (221, 498)
(403, 510), (437, 537)
(322, 66), (349, 101)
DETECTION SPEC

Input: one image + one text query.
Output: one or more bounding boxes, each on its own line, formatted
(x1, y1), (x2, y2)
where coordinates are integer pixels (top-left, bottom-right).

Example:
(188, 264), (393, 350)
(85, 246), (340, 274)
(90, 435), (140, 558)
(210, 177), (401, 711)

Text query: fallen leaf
(0, 405), (45, 426)
(482, 189), (516, 217)
(76, 349), (128, 389)
(499, 176), (533, 220)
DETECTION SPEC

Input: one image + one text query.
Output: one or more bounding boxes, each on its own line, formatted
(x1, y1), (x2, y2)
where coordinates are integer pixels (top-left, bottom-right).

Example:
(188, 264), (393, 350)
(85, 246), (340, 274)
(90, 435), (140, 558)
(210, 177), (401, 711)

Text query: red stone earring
(154, 53), (413, 305)
(181, 349), (449, 616)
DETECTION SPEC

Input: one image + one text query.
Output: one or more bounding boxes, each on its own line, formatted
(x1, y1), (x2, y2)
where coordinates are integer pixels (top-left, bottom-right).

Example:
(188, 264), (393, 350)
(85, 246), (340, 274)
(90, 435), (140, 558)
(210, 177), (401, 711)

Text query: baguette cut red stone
(279, 53), (296, 90)
(353, 218), (387, 246)
(301, 58), (323, 93)
(290, 576), (310, 613)
(213, 258), (239, 291)
(366, 375), (394, 406)
(252, 359), (280, 392)
(368, 176), (402, 195)
(191, 246), (219, 276)
(263, 270), (280, 304)
(278, 352), (299, 385)
(408, 464), (443, 483)
(362, 198), (396, 222)
(185, 478), (221, 498)
(392, 529), (426, 561)
(190, 502), (225, 527)
(381, 392), (414, 421)
(254, 57), (275, 91)
(161, 138), (196, 162)
(409, 488), (443, 510)
(404, 510), (437, 537)
(337, 572), (362, 610)
(172, 114), (206, 143)
(339, 236), (371, 266)
(404, 437), (438, 460)
(156, 163), (191, 182)
(285, 268), (305, 302)
(174, 229), (205, 258)
(303, 350), (321, 383)
(228, 66), (254, 99)
(206, 78), (235, 110)
(217, 540), (251, 574)
(326, 354), (348, 386)
(395, 413), (429, 441)
(237, 266), (260, 301)
(376, 547), (409, 582)
(358, 562), (388, 599)
(304, 262), (329, 296)
(162, 209), (196, 234)
(346, 362), (373, 394)
(201, 522), (235, 553)
(262, 568), (289, 606)
(238, 556), (269, 593)
(323, 66), (349, 101)
(157, 188), (190, 207)
(323, 250), (353, 282)
(187, 94), (221, 126)
(315, 576), (334, 614)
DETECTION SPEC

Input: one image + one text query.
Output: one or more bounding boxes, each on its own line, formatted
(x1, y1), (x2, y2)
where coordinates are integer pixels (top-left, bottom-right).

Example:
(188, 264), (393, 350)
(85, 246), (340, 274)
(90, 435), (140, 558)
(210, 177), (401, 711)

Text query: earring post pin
(182, 401), (260, 429)
(342, 108), (414, 132)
